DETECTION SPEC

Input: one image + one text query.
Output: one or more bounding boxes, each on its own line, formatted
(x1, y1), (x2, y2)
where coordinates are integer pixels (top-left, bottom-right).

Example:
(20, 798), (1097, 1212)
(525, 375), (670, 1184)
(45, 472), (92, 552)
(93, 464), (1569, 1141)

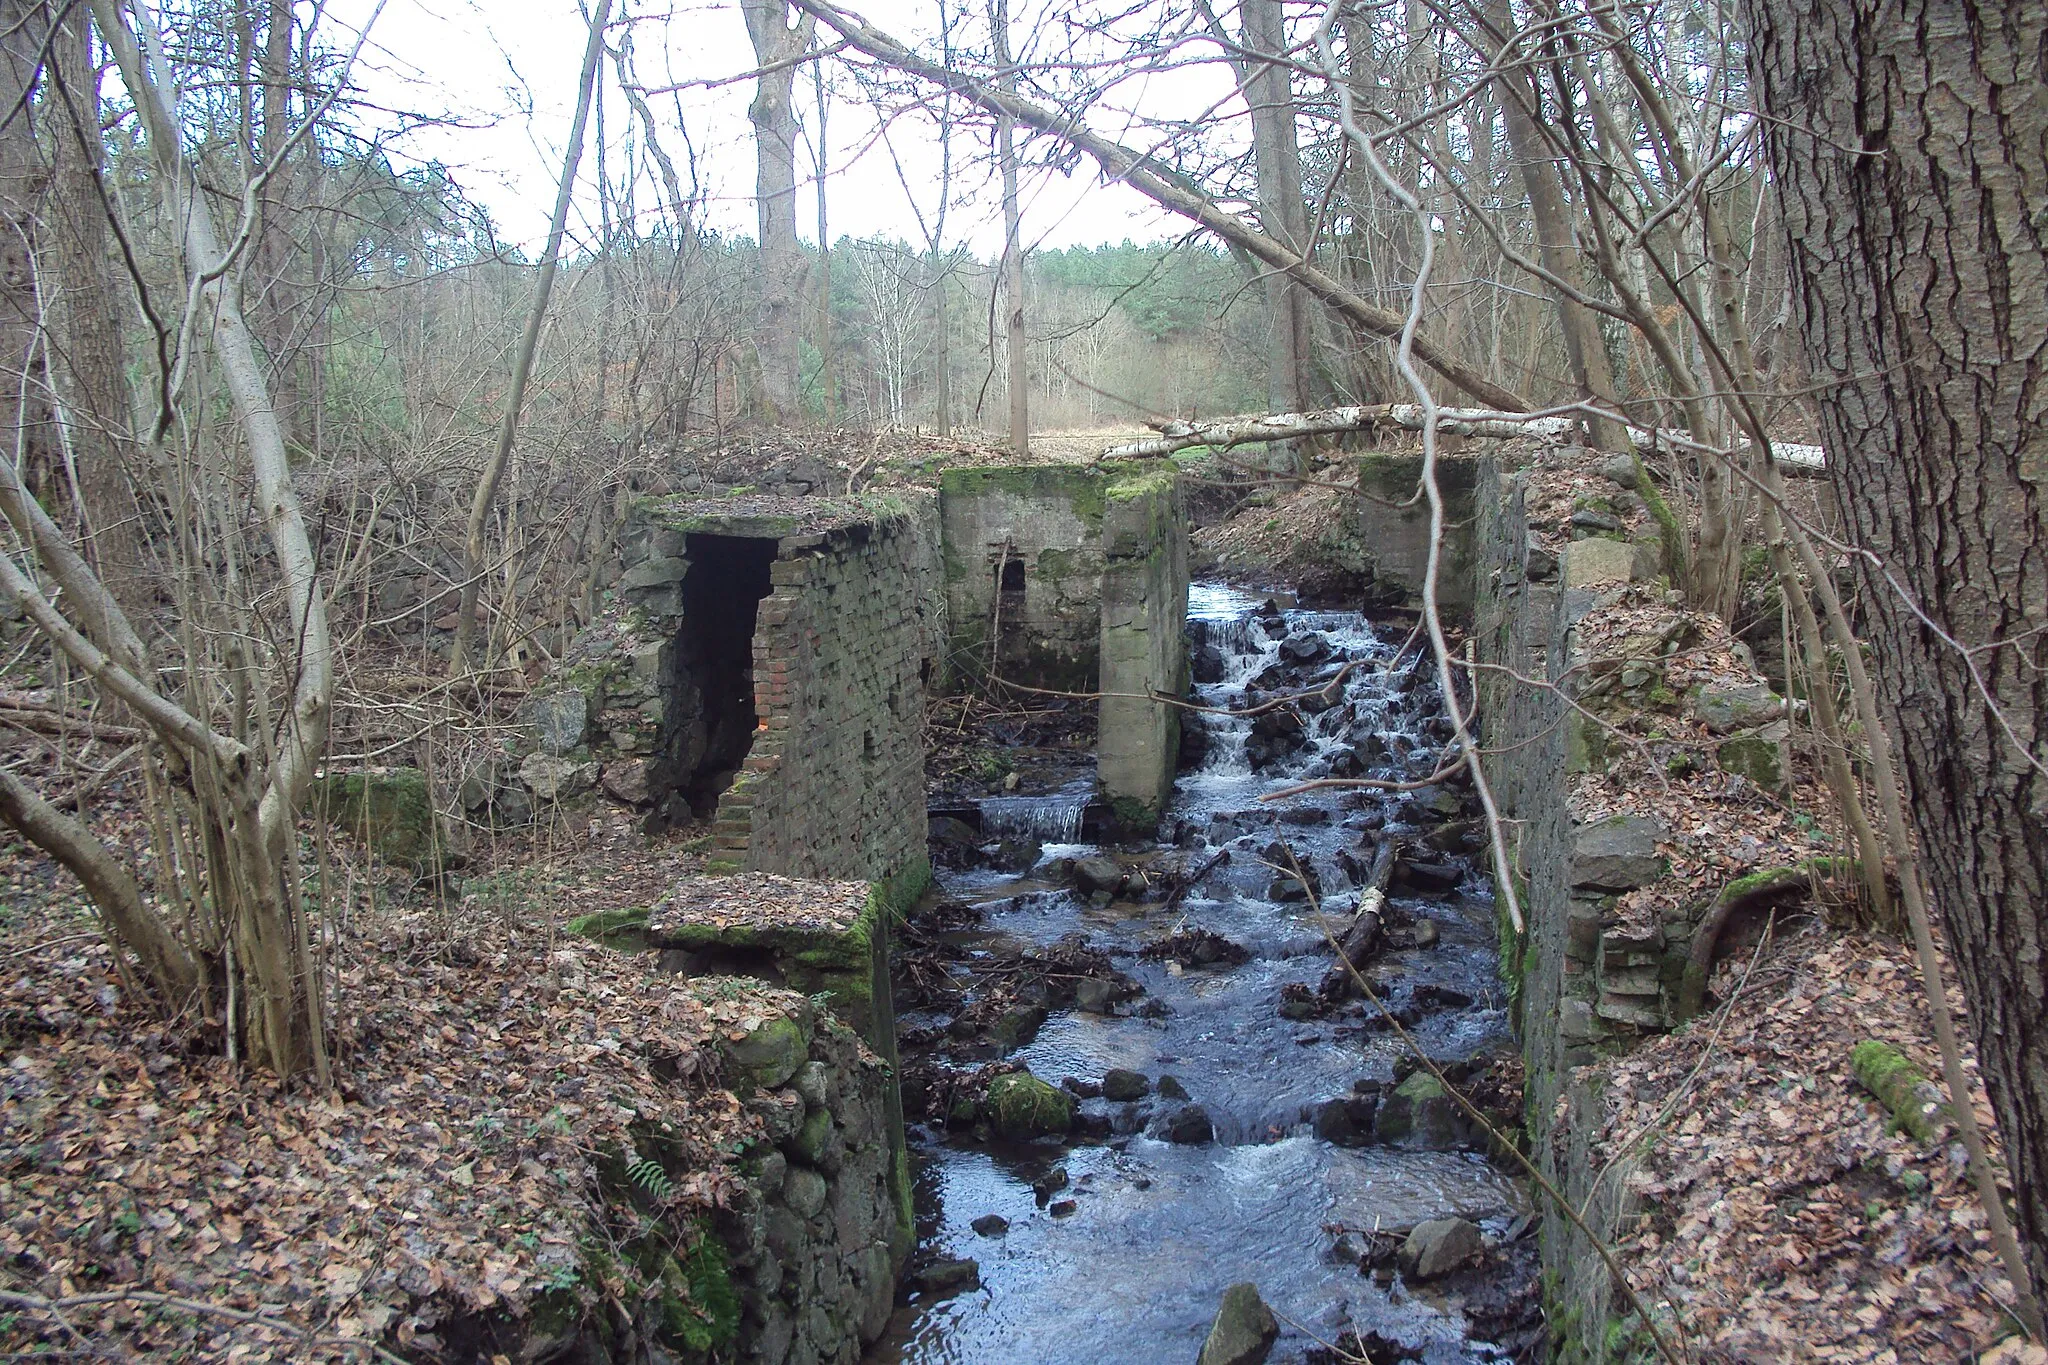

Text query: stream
(870, 584), (1529, 1364)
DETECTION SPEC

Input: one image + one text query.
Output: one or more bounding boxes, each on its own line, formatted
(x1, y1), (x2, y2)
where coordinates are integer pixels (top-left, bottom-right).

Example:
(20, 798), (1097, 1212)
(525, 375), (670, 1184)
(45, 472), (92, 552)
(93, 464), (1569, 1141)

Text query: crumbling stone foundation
(516, 493), (941, 885)
(938, 463), (1188, 827)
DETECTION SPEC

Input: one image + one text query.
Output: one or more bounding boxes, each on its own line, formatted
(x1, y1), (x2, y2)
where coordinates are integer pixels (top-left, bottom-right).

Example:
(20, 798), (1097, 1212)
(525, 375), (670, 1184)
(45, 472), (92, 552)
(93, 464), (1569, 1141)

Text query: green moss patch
(566, 905), (653, 953)
(1851, 1039), (1947, 1142)
(316, 767), (442, 873)
(985, 1072), (1074, 1139)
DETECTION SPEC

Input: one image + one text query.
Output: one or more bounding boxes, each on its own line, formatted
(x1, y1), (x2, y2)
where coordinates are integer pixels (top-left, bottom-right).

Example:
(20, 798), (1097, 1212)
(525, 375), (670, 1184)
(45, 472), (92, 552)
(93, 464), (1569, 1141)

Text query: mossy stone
(1376, 1070), (1460, 1147)
(985, 1072), (1074, 1140)
(788, 1106), (834, 1164)
(725, 1015), (810, 1090)
(317, 767), (441, 873)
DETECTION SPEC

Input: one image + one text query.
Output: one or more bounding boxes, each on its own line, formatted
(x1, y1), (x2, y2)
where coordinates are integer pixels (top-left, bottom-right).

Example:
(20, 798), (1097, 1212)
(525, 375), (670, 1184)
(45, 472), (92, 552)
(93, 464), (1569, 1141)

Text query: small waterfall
(979, 791), (1089, 843)
(1189, 614), (1264, 662)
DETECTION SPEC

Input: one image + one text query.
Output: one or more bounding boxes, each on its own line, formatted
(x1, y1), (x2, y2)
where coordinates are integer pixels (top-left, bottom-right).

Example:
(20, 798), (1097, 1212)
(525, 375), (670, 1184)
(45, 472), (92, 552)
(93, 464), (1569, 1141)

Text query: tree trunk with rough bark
(1480, 0), (1624, 452)
(992, 0), (1027, 454)
(0, 1), (53, 495)
(744, 0), (813, 422)
(44, 6), (143, 614)
(1746, 0), (2048, 1296)
(1240, 0), (1314, 415)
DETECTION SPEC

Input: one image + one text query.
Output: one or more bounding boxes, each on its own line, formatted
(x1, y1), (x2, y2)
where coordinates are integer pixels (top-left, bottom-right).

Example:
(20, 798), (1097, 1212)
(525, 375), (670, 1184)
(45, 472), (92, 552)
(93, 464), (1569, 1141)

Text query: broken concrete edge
(567, 861), (928, 1268)
(1350, 452), (1480, 612)
(566, 858), (929, 1046)
(936, 463), (1112, 533)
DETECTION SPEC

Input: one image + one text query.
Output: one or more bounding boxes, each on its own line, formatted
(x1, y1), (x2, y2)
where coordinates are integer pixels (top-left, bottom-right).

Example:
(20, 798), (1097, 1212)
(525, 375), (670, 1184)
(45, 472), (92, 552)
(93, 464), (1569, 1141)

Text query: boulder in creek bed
(991, 836), (1044, 873)
(971, 1214), (1010, 1237)
(929, 815), (984, 868)
(1198, 1282), (1280, 1365)
(1310, 1095), (1378, 1147)
(1400, 1218), (1484, 1280)
(1068, 855), (1127, 895)
(1280, 632), (1330, 664)
(1151, 1103), (1215, 1145)
(1157, 1074), (1191, 1100)
(1391, 857), (1462, 896)
(986, 1073), (1075, 1140)
(913, 1259), (981, 1298)
(1073, 978), (1119, 1014)
(1101, 1068), (1150, 1102)
(1375, 1070), (1463, 1148)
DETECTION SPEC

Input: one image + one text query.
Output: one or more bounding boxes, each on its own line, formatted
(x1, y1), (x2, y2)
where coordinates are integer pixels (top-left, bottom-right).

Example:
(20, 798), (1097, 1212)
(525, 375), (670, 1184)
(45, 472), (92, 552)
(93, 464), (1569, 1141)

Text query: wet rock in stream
(1140, 927), (1250, 968)
(1198, 1282), (1280, 1365)
(1150, 1103), (1216, 1145)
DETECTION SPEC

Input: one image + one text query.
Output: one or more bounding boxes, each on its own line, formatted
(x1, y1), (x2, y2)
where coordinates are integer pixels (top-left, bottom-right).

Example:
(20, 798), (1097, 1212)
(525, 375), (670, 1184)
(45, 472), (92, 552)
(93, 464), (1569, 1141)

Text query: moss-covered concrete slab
(627, 491), (912, 540)
(643, 868), (928, 1052)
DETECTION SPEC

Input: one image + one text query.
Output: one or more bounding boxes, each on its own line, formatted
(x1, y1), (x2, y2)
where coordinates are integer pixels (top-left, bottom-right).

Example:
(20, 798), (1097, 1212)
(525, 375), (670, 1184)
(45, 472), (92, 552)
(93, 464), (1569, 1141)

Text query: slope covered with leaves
(0, 821), (782, 1360)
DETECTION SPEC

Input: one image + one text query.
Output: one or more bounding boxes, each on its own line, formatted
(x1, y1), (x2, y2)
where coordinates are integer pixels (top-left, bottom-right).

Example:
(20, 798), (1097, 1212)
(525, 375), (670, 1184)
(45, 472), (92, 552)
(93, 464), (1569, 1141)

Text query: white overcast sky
(329, 0), (1213, 257)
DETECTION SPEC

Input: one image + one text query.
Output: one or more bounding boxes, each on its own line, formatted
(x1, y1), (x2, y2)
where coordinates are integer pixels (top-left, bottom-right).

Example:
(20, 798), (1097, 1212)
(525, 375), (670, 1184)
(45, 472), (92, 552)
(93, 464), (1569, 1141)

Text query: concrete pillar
(1096, 467), (1188, 834)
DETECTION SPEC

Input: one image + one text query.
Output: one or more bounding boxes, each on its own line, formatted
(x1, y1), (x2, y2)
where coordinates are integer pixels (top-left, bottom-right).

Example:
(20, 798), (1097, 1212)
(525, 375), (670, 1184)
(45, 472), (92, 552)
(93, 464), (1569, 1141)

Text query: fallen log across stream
(1100, 404), (1828, 474)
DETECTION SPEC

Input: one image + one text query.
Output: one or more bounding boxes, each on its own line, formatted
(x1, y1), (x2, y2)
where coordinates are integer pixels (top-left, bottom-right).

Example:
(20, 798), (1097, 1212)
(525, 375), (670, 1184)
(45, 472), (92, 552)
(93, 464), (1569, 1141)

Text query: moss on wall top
(937, 464), (1107, 531)
(1101, 462), (1178, 502)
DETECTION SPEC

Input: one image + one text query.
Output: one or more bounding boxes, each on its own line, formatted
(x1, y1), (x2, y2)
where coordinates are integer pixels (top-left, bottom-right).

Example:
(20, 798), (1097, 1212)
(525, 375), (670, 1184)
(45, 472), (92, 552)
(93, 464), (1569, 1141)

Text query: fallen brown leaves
(1586, 924), (2031, 1363)
(648, 872), (872, 938)
(0, 889), (769, 1360)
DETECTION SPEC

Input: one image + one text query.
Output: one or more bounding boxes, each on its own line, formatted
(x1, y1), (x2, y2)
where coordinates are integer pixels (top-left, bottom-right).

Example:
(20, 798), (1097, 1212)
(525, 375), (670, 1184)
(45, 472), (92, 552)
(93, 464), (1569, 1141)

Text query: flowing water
(870, 584), (1523, 1364)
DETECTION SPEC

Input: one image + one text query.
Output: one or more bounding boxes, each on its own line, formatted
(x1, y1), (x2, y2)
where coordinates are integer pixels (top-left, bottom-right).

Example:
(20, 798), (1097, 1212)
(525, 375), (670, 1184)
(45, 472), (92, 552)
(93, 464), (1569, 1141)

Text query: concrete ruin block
(1352, 453), (1479, 611)
(1561, 536), (1638, 590)
(1570, 814), (1668, 890)
(1096, 466), (1188, 833)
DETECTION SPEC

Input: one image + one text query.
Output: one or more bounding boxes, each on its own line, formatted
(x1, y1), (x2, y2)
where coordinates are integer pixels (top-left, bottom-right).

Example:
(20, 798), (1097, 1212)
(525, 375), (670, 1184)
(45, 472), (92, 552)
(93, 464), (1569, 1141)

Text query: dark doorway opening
(668, 534), (778, 819)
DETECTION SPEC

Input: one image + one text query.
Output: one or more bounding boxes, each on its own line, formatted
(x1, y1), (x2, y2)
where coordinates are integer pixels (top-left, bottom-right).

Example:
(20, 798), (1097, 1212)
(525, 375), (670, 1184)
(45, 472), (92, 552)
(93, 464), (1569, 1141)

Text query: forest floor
(0, 766), (782, 1359)
(0, 431), (2040, 1361)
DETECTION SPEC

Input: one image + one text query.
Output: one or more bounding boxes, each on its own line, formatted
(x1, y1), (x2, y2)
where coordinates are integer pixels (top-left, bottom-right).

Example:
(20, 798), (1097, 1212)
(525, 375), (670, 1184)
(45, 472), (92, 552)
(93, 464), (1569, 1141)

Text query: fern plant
(625, 1155), (675, 1201)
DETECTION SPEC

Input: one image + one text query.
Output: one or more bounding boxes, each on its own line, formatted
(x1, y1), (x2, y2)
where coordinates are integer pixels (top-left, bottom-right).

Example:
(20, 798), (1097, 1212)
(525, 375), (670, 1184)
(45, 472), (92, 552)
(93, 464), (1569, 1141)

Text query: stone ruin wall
(713, 517), (934, 883)
(1095, 471), (1190, 828)
(938, 463), (1188, 826)
(937, 464), (1109, 692)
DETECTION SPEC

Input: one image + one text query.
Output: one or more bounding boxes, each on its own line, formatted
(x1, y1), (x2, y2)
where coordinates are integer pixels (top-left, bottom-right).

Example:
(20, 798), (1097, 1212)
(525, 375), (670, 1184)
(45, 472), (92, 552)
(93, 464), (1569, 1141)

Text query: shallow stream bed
(870, 584), (1530, 1364)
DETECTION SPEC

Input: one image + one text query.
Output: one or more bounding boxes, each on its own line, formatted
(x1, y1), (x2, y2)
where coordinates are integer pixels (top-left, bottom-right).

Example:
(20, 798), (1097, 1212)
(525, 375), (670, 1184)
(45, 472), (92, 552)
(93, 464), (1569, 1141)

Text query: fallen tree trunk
(1323, 838), (1397, 995)
(1101, 405), (1827, 473)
